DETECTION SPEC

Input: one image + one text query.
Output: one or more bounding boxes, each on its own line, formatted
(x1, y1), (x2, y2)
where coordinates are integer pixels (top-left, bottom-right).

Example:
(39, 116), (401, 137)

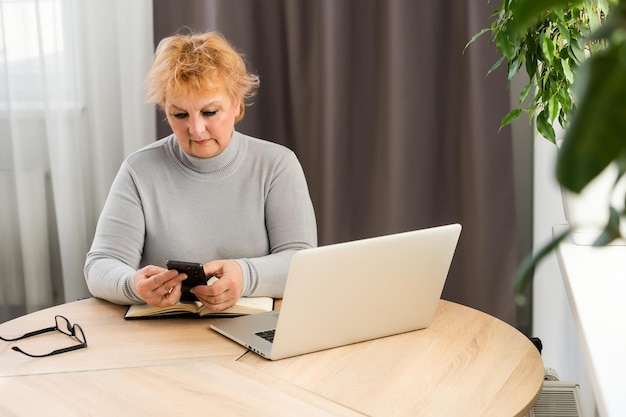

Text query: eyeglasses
(0, 315), (87, 358)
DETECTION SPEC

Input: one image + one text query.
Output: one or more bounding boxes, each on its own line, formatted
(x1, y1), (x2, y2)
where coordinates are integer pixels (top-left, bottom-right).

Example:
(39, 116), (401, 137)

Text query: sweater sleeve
(236, 149), (317, 298)
(84, 161), (146, 305)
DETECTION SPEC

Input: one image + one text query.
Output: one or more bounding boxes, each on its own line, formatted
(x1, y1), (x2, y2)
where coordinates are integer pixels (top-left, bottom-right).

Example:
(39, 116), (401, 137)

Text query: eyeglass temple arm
(0, 326), (57, 342)
(11, 342), (86, 358)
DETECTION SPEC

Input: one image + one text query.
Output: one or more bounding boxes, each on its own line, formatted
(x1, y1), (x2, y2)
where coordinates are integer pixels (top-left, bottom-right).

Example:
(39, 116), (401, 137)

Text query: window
(0, 0), (82, 112)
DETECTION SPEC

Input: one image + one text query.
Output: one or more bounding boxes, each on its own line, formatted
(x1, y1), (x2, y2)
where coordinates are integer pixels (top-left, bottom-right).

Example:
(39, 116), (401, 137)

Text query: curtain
(0, 0), (155, 322)
(153, 0), (518, 324)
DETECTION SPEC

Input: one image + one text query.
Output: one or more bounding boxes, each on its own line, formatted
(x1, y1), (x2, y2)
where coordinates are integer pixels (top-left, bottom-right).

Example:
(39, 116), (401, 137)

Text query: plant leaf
(593, 207), (622, 245)
(487, 56), (506, 76)
(500, 109), (523, 129)
(508, 0), (584, 37)
(557, 21), (571, 44)
(548, 95), (559, 122)
(562, 59), (574, 84)
(525, 51), (538, 79)
(496, 30), (514, 60)
(464, 27), (491, 52)
(569, 40), (586, 64)
(515, 228), (571, 305)
(557, 44), (626, 192)
(541, 36), (555, 64)
(536, 110), (556, 143)
(519, 81), (534, 104)
(507, 57), (522, 81)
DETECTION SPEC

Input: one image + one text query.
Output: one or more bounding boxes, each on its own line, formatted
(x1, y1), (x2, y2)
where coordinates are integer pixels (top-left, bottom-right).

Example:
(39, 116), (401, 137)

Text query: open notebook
(210, 223), (462, 360)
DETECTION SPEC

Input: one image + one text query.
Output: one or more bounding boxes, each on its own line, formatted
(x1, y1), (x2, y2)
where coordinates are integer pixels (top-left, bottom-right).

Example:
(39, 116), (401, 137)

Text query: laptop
(210, 223), (462, 360)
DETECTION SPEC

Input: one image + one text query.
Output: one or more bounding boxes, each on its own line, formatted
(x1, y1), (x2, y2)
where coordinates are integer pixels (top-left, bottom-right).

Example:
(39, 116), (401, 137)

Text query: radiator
(528, 381), (583, 417)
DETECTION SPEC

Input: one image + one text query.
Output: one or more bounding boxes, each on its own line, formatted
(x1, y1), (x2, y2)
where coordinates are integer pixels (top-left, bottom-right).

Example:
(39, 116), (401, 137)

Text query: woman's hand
(191, 260), (243, 312)
(133, 265), (186, 306)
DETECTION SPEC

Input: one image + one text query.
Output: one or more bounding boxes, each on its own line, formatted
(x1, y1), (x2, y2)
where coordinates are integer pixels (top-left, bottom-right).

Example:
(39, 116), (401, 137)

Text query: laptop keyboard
(255, 329), (275, 343)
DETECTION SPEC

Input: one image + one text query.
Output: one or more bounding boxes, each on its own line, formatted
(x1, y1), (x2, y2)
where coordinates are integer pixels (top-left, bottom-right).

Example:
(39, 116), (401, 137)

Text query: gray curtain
(153, 0), (517, 325)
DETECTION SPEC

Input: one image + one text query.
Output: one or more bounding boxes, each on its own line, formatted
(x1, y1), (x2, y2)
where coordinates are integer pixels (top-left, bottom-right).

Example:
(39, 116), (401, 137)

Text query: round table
(0, 298), (543, 416)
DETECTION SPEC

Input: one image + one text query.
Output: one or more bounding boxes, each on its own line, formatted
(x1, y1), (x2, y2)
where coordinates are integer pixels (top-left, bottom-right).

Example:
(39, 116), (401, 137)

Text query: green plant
(468, 0), (626, 302)
(467, 1), (611, 142)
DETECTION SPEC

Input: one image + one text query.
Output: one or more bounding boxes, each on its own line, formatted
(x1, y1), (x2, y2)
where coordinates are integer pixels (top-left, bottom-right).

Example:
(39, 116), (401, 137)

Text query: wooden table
(0, 298), (543, 416)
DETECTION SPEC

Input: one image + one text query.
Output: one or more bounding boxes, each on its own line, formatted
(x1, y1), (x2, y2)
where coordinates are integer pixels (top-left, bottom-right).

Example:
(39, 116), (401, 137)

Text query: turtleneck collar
(170, 131), (242, 176)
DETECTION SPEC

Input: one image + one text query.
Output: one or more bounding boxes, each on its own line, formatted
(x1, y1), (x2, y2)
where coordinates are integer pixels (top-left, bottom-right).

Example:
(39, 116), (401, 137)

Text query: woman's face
(165, 89), (241, 158)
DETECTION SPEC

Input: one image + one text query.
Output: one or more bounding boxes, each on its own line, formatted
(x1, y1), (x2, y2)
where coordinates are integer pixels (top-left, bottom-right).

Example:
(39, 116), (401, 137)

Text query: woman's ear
(235, 98), (244, 122)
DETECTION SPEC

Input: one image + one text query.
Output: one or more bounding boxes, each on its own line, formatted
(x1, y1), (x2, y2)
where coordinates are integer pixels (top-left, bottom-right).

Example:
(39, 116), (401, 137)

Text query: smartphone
(166, 260), (211, 302)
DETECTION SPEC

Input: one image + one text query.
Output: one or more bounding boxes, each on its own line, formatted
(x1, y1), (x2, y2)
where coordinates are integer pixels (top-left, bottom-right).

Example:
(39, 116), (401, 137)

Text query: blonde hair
(145, 31), (260, 122)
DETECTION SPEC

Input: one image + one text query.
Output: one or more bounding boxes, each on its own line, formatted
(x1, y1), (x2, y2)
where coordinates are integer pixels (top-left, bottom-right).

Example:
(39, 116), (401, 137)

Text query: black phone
(166, 260), (211, 302)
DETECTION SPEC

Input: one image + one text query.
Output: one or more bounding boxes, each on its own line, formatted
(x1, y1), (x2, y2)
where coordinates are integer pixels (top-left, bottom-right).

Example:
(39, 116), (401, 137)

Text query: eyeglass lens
(55, 315), (73, 335)
(72, 324), (86, 344)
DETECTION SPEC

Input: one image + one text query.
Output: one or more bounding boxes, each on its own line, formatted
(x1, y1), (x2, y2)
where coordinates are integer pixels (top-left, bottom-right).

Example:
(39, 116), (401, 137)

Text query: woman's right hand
(133, 265), (187, 306)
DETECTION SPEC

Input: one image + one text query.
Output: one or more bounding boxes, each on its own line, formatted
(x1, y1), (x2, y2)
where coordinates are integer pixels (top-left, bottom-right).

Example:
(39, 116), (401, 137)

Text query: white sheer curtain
(0, 0), (155, 322)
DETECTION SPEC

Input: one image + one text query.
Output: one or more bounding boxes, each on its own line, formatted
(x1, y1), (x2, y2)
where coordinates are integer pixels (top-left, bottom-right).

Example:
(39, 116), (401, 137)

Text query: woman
(84, 31), (317, 312)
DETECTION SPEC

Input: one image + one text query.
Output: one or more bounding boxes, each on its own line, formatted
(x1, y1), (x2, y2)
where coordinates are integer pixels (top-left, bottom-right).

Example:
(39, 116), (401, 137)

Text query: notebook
(210, 223), (462, 360)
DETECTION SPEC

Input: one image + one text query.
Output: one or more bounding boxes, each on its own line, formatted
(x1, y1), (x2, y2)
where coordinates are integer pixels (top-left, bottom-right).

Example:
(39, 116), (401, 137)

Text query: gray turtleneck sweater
(84, 131), (317, 305)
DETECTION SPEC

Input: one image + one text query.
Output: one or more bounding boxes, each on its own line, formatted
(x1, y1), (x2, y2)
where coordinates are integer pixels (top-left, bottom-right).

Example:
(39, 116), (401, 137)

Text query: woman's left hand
(191, 260), (243, 312)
